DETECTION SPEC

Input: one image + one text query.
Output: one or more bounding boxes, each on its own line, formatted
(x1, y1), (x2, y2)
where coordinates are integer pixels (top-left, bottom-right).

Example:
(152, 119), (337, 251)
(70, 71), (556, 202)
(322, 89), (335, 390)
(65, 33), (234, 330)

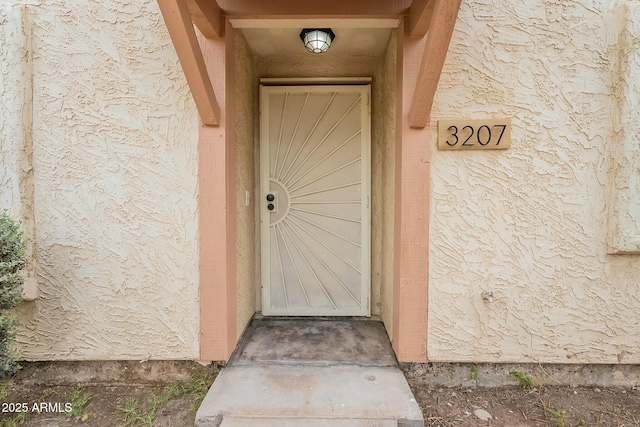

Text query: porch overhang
(157, 0), (461, 128)
(408, 0), (462, 128)
(157, 0), (221, 126)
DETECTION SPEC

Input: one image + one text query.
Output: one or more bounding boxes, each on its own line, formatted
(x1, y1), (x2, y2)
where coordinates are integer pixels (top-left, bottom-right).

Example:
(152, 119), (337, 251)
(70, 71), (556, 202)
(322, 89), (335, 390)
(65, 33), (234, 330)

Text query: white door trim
(259, 84), (371, 316)
(260, 77), (372, 85)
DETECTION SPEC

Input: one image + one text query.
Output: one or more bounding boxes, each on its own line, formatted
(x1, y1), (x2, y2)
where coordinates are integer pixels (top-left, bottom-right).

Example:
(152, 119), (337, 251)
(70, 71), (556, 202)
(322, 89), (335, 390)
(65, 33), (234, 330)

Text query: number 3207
(437, 119), (511, 150)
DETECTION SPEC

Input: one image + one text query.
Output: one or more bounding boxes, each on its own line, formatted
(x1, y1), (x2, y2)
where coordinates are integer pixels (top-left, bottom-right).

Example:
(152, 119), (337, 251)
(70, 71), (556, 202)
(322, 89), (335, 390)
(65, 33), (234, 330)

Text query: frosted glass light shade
(299, 28), (335, 54)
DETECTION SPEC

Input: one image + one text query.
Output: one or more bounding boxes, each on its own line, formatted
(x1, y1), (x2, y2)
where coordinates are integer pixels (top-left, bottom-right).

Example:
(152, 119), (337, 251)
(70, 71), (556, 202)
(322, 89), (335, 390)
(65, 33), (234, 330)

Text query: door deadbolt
(266, 192), (278, 213)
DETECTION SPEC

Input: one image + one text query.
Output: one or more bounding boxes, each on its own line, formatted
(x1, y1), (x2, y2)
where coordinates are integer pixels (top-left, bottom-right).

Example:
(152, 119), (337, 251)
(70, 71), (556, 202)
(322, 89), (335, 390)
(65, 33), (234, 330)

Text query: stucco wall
(6, 0), (638, 364)
(234, 29), (256, 338)
(429, 0), (640, 363)
(608, 1), (640, 254)
(372, 32), (397, 337)
(0, 3), (37, 300)
(7, 0), (200, 360)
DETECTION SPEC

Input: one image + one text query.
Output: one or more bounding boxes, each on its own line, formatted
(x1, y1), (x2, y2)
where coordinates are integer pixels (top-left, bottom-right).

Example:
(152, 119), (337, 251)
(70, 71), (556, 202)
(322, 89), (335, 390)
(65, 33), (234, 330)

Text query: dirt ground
(0, 362), (221, 427)
(1, 362), (639, 427)
(404, 371), (640, 427)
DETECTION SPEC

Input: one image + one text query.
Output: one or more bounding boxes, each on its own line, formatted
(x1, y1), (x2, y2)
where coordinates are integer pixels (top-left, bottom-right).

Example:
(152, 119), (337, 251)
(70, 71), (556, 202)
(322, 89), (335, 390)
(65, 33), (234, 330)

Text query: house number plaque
(437, 119), (511, 150)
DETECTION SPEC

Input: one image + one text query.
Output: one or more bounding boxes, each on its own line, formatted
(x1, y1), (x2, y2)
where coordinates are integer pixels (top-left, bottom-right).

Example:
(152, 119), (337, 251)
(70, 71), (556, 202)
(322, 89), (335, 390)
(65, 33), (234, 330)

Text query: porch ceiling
(239, 26), (394, 57)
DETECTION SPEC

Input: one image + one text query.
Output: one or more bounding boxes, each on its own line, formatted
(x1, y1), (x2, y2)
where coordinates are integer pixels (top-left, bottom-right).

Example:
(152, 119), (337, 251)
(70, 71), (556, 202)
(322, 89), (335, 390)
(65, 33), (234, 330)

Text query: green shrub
(0, 210), (26, 379)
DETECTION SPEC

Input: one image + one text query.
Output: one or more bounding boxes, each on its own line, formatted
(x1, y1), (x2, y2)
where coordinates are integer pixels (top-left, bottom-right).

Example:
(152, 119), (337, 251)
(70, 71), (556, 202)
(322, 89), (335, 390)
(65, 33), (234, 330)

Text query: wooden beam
(408, 0), (461, 128)
(217, 0), (412, 17)
(157, 0), (220, 126)
(186, 0), (223, 39)
(393, 25), (430, 363)
(198, 26), (236, 361)
(408, 0), (435, 38)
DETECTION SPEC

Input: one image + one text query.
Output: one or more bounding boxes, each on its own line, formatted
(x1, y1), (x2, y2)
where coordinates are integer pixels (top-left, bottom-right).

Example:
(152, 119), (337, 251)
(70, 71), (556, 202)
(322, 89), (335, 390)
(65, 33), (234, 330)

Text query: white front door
(260, 85), (371, 316)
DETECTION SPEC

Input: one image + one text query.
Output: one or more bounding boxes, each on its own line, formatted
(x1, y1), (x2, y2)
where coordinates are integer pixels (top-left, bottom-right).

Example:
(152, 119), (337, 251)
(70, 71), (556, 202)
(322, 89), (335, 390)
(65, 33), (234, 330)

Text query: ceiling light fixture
(299, 28), (335, 54)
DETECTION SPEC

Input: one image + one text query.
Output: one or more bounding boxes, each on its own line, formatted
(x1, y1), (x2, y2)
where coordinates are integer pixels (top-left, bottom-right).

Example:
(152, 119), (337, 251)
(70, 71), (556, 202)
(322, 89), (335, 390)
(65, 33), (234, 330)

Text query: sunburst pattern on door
(261, 85), (371, 316)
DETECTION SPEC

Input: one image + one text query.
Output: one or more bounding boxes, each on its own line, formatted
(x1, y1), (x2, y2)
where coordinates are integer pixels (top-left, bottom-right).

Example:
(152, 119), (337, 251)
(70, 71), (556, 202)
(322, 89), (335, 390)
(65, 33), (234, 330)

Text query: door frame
(259, 84), (372, 316)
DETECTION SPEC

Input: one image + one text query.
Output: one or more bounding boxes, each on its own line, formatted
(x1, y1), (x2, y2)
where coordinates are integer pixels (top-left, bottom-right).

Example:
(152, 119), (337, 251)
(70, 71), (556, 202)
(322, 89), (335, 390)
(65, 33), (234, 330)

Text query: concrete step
(219, 416), (398, 426)
(230, 319), (398, 368)
(195, 365), (423, 427)
(196, 320), (424, 427)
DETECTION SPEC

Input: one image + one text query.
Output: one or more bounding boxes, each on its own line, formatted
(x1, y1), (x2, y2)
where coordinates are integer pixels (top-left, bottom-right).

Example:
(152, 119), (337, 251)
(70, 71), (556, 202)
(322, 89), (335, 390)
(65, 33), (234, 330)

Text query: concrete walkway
(196, 319), (424, 427)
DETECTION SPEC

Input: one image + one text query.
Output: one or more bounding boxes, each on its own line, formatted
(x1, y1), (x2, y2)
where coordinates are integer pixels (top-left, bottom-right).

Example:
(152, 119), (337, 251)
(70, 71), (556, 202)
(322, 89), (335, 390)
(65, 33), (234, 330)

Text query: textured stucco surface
(0, 4), (37, 299)
(0, 4), (28, 215)
(7, 0), (200, 359)
(234, 29), (256, 338)
(608, 1), (640, 253)
(372, 31), (397, 338)
(429, 0), (640, 363)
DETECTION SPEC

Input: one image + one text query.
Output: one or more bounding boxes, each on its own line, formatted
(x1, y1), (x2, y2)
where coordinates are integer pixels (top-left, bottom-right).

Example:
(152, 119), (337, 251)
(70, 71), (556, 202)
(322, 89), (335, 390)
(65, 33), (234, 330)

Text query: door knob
(267, 203), (275, 211)
(266, 194), (275, 202)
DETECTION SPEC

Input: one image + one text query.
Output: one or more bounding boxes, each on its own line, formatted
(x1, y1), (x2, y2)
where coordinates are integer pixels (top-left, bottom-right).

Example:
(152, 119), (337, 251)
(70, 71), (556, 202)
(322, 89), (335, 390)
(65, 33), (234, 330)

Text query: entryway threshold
(195, 318), (424, 427)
